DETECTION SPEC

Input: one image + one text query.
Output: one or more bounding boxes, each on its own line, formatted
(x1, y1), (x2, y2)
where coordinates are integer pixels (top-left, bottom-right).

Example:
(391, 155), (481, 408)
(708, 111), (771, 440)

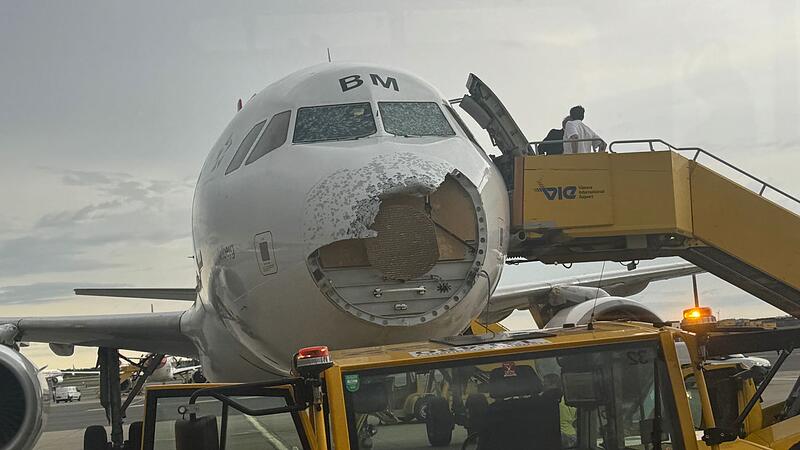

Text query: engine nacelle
(0, 345), (48, 450)
(544, 296), (663, 328)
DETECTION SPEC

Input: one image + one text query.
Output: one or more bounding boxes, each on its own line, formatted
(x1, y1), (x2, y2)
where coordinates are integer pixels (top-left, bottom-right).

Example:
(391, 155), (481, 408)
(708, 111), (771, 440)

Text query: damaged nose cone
(306, 167), (488, 327)
(364, 203), (439, 281)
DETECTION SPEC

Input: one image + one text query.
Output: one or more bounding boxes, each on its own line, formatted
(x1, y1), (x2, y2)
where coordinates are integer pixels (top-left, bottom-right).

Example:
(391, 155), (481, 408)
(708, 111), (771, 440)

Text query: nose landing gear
(83, 348), (164, 449)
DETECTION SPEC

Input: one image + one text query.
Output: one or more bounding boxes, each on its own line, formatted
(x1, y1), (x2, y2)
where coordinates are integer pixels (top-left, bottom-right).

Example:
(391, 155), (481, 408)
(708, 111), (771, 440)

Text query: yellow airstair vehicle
(508, 140), (800, 318)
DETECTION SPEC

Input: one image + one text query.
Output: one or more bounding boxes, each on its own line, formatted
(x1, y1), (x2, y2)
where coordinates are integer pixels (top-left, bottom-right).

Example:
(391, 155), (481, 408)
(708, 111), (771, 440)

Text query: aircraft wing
(489, 262), (702, 317)
(171, 364), (202, 376)
(73, 287), (197, 301)
(0, 311), (196, 357)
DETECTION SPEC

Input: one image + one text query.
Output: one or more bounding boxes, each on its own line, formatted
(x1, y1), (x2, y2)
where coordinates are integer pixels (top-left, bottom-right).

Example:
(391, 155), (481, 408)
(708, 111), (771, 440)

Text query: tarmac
(34, 351), (800, 449)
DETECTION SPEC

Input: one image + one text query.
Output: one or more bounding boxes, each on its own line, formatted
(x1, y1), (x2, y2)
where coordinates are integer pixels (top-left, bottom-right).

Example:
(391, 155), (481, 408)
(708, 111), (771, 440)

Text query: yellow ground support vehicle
(132, 320), (800, 450)
(507, 147), (800, 318)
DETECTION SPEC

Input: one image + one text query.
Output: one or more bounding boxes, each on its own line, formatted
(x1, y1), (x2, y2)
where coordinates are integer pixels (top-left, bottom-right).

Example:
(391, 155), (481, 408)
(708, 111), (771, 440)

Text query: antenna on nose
(327, 47), (332, 63)
(236, 98), (243, 112)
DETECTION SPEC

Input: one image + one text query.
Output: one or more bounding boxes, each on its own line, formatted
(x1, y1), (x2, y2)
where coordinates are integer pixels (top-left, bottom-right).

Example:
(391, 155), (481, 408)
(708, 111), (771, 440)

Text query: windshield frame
(292, 101), (377, 144)
(338, 337), (685, 450)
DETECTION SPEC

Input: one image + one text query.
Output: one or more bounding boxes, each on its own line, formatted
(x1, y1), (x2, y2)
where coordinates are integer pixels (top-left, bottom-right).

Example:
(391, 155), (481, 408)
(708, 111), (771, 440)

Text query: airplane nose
(304, 153), (488, 327)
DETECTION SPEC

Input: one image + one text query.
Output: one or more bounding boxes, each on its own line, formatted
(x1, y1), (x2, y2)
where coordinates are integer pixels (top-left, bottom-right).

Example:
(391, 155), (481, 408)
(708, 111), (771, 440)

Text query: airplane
(40, 354), (201, 388)
(144, 355), (203, 384)
(0, 62), (699, 448)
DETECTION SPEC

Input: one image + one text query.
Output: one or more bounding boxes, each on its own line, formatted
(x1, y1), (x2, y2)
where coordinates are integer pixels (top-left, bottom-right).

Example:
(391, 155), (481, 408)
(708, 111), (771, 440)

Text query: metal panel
(690, 163), (800, 292)
(521, 163), (613, 229)
(460, 73), (531, 156)
(516, 152), (691, 237)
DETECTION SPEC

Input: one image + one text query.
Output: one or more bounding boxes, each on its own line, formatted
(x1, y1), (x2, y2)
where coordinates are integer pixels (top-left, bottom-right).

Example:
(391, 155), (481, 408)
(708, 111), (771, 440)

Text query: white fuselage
(148, 357), (175, 382)
(180, 64), (509, 381)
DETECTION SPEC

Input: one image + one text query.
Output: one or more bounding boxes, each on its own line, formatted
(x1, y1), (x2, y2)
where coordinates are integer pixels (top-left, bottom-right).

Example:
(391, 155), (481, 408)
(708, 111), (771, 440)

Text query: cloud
(0, 223), (190, 278)
(35, 199), (123, 228)
(0, 168), (193, 279)
(0, 234), (122, 277)
(60, 169), (129, 187)
(0, 281), (122, 305)
(30, 168), (193, 233)
(41, 168), (191, 216)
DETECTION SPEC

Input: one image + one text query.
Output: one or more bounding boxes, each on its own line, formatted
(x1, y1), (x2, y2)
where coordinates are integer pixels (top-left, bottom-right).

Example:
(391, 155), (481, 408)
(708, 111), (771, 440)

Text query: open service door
(458, 73), (532, 157)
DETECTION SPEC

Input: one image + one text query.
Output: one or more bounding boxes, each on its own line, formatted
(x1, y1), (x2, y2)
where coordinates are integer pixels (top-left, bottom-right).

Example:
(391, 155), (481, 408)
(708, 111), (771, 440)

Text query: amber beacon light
(681, 306), (717, 326)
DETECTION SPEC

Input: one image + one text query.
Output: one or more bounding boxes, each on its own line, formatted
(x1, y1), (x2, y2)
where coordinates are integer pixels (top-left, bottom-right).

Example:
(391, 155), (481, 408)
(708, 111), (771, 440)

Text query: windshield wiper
(297, 133), (374, 144)
(330, 134), (372, 142)
(390, 133), (453, 138)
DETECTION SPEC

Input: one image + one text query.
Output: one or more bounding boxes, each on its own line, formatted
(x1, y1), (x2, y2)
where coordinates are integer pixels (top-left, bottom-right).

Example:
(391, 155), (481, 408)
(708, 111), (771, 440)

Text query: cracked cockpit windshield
(293, 102), (377, 143)
(378, 102), (456, 137)
(341, 341), (683, 450)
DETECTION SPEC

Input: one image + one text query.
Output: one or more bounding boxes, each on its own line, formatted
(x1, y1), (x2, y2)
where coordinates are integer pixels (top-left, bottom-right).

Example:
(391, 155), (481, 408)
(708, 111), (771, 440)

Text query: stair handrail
(608, 139), (800, 206)
(528, 138), (606, 155)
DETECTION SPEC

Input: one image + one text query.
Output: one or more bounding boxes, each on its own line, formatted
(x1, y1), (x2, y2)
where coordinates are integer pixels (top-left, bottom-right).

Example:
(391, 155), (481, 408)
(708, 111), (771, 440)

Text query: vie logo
(537, 186), (577, 200)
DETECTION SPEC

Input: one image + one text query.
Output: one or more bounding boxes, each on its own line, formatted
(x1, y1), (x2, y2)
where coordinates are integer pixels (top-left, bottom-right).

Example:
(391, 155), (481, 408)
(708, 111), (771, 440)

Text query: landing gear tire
(464, 393), (488, 437)
(426, 397), (454, 447)
(84, 425), (108, 450)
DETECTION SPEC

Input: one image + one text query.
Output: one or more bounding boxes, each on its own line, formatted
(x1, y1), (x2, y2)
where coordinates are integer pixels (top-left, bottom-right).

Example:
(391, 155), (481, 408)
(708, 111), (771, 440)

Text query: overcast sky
(1, 1), (798, 369)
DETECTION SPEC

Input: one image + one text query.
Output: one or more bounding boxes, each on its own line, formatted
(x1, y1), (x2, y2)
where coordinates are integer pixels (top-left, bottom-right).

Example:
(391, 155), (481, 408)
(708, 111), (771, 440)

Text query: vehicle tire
(360, 435), (374, 449)
(127, 421), (143, 450)
(414, 396), (431, 422)
(192, 371), (207, 384)
(464, 393), (488, 437)
(426, 397), (454, 447)
(84, 425), (108, 450)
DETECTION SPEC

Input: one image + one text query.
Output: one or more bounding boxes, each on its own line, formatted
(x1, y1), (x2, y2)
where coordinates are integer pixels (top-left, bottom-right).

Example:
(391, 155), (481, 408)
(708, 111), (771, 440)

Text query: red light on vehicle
(294, 346), (333, 377)
(298, 346), (330, 360)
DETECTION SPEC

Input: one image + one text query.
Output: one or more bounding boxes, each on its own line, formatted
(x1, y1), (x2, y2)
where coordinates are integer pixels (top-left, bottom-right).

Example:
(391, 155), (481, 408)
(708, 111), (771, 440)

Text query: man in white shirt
(563, 105), (607, 154)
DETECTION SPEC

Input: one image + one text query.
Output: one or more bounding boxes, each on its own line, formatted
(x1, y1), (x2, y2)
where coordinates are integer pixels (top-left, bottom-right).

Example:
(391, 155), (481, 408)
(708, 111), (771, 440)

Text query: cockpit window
(378, 102), (455, 137)
(226, 120), (265, 175)
(246, 110), (291, 165)
(293, 102), (376, 144)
